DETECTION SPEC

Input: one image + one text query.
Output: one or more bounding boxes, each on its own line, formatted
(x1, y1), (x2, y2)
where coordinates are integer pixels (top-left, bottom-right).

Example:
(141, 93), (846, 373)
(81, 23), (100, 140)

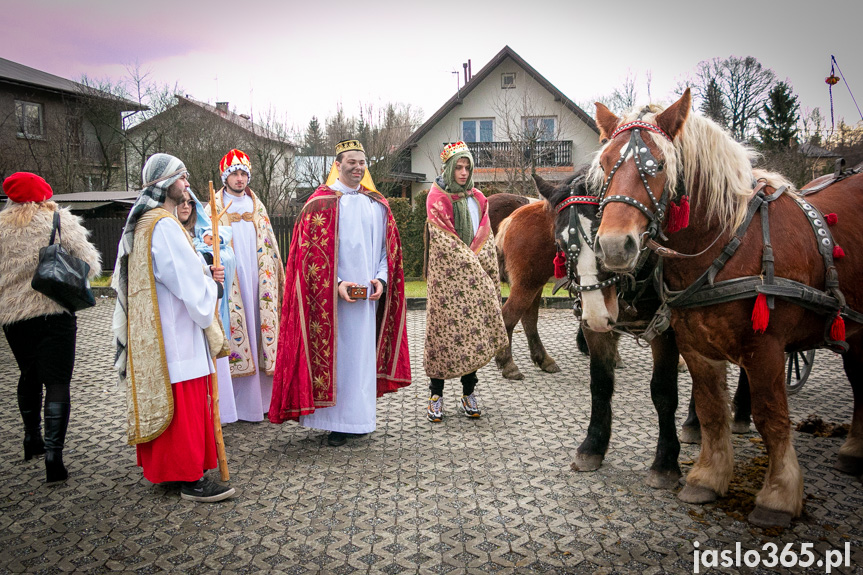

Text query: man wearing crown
(207, 149), (285, 422)
(424, 142), (507, 423)
(269, 140), (410, 447)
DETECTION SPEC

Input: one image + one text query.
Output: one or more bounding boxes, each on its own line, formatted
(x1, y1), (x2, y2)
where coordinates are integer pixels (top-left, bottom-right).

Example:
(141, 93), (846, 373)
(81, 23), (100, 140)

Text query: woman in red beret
(0, 172), (101, 483)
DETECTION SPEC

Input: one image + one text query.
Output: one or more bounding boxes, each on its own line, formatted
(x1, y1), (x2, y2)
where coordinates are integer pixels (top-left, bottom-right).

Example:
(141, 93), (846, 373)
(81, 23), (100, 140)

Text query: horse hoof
(679, 426), (702, 445)
(501, 366), (524, 380)
(646, 469), (682, 490)
(571, 453), (603, 472)
(678, 484), (718, 504)
(538, 359), (561, 373)
(731, 421), (751, 434)
(748, 505), (792, 529)
(835, 453), (863, 476)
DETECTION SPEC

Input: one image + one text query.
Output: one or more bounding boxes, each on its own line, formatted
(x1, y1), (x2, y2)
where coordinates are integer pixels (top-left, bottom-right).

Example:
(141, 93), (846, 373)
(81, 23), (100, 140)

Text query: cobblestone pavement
(1, 299), (862, 574)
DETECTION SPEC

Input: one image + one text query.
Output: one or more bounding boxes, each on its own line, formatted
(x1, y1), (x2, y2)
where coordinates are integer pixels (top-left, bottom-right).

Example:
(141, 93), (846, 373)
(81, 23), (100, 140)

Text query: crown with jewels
(335, 139), (365, 155)
(441, 141), (470, 163)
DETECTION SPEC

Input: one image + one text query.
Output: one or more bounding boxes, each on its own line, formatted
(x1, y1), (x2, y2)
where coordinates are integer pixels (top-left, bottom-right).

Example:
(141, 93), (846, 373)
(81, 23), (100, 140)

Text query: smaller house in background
(798, 141), (843, 180)
(392, 45), (600, 199)
(0, 57), (146, 193)
(125, 95), (296, 209)
(50, 190), (139, 218)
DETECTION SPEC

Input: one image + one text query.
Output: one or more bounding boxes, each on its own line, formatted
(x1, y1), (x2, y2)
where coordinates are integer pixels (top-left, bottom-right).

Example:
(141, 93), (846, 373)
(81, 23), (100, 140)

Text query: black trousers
(3, 313), (77, 407)
(429, 371), (478, 397)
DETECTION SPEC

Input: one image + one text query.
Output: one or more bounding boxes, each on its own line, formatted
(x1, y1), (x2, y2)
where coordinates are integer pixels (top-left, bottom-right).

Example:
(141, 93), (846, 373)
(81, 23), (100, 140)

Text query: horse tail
(495, 216), (513, 283)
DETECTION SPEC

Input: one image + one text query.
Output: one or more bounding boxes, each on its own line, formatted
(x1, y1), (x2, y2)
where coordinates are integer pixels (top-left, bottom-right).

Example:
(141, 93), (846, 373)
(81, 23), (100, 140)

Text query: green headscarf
(440, 149), (475, 245)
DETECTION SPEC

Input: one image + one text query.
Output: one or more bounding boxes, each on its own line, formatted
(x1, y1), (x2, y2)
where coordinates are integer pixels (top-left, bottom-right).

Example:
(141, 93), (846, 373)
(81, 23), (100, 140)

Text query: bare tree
(692, 56), (776, 141)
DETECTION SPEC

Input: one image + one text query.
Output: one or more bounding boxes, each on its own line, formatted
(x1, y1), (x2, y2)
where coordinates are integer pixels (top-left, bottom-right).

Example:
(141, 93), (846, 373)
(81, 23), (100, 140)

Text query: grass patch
(91, 274), (112, 287)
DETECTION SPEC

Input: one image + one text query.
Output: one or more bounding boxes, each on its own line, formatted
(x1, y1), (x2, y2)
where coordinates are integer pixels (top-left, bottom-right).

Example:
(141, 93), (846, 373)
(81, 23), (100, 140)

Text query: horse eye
(600, 138), (608, 145)
(656, 162), (665, 172)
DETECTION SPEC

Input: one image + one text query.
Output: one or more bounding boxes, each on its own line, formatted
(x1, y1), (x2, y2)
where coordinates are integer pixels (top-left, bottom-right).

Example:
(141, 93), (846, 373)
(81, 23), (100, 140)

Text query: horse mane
(588, 104), (795, 232)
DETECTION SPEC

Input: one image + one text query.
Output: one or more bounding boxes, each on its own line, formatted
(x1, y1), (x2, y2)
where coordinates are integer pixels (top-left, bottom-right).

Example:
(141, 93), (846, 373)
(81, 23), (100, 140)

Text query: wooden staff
(209, 180), (233, 481)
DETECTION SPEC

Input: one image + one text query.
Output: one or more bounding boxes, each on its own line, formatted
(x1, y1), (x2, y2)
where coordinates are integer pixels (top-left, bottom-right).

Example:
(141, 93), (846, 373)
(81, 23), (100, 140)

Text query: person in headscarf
(111, 153), (234, 502)
(269, 139), (411, 447)
(0, 172), (101, 483)
(206, 149), (284, 422)
(178, 188), (239, 424)
(423, 141), (507, 422)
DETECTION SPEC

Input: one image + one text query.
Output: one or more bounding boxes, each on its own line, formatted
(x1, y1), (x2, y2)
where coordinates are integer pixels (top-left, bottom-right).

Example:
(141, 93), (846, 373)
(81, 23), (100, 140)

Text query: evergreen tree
(303, 116), (325, 154)
(700, 78), (728, 128)
(758, 81), (799, 150)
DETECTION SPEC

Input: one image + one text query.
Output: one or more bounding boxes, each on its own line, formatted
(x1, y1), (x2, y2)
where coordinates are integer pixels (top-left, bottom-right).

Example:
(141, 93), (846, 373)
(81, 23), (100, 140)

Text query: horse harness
(597, 118), (863, 351)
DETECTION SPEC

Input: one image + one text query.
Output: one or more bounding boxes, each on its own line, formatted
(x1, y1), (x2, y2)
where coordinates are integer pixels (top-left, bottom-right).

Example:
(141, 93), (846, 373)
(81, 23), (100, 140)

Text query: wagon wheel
(785, 350), (816, 395)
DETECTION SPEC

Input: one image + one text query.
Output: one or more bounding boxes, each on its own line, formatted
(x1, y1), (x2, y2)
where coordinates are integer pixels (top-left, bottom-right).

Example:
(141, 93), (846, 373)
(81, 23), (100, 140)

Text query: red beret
(3, 172), (53, 203)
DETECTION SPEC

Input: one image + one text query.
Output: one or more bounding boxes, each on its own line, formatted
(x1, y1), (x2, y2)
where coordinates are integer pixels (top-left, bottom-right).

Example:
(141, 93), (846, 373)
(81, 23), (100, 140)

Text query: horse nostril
(594, 238), (605, 260)
(624, 235), (638, 257)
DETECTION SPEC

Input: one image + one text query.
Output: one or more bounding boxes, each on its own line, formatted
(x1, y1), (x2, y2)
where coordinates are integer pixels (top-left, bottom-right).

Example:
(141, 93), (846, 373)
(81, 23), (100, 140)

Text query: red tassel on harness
(751, 293), (769, 333)
(825, 213), (838, 226)
(831, 314), (846, 342)
(553, 251), (567, 279)
(833, 245), (845, 259)
(666, 195), (690, 234)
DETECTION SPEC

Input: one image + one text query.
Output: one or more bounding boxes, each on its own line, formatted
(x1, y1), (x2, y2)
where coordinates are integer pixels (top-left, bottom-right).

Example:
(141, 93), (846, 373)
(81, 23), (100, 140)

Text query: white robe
(300, 180), (388, 434)
(150, 219), (216, 383)
(224, 192), (272, 422)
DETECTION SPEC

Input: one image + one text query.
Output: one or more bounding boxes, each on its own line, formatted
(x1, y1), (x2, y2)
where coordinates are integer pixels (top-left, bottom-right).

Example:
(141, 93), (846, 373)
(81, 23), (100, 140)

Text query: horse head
(592, 89), (692, 272)
(534, 171), (619, 332)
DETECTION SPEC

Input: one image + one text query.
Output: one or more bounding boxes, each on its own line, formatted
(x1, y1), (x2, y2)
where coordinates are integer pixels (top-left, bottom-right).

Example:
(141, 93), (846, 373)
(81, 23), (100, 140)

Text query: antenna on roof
(451, 69), (460, 99)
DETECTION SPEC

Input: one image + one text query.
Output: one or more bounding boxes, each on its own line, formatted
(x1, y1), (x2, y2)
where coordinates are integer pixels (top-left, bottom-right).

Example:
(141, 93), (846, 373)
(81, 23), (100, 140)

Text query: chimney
(215, 101), (229, 113)
(468, 59), (472, 81)
(463, 63), (468, 85)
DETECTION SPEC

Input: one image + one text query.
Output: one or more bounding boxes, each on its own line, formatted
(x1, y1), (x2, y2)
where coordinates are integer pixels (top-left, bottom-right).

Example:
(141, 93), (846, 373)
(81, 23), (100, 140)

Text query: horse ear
(595, 102), (620, 142)
(656, 88), (691, 139)
(532, 174), (556, 201)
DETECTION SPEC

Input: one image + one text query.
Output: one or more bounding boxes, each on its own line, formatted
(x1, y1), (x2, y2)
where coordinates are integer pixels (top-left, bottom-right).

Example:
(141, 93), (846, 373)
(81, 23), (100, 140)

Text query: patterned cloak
(209, 188), (285, 377)
(424, 183), (507, 379)
(268, 185), (411, 423)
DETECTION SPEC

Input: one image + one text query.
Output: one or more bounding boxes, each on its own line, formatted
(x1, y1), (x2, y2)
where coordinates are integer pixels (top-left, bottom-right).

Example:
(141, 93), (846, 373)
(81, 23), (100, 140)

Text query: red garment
(268, 185), (411, 423)
(3, 172), (53, 203)
(136, 375), (217, 483)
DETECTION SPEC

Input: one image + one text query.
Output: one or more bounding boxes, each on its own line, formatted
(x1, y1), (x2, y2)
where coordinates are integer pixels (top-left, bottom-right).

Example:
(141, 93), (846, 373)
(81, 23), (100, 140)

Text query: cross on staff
(208, 180), (232, 481)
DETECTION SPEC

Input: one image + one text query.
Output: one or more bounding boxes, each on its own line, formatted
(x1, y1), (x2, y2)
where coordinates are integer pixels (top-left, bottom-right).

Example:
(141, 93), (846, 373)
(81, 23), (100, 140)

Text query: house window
(523, 117), (556, 141)
(462, 119), (494, 142)
(15, 100), (44, 138)
(501, 73), (516, 89)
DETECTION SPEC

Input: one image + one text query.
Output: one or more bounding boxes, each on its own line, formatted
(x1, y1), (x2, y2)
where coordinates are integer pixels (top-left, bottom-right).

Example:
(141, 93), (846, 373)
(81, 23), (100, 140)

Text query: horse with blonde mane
(591, 88), (863, 528)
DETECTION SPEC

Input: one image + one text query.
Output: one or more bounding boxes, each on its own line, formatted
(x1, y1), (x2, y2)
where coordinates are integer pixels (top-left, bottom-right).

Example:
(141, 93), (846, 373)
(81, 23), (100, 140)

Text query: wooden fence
(85, 214), (297, 273)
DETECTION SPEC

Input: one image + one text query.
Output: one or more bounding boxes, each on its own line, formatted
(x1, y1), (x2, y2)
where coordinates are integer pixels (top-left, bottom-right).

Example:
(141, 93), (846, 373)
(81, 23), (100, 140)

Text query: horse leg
(836, 336), (863, 475)
(731, 370), (752, 434)
(745, 346), (803, 528)
(680, 394), (701, 444)
(646, 330), (682, 489)
(495, 285), (542, 380)
(572, 328), (620, 472)
(678, 353), (734, 505)
(524, 289), (560, 373)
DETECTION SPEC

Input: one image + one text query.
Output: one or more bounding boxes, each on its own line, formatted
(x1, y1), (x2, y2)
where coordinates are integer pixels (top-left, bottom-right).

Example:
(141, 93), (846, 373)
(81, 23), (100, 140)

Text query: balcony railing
(458, 140), (573, 168)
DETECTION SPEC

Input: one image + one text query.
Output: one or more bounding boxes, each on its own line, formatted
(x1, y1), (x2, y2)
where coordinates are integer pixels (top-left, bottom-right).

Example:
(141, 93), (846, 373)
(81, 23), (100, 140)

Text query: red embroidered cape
(268, 185), (411, 423)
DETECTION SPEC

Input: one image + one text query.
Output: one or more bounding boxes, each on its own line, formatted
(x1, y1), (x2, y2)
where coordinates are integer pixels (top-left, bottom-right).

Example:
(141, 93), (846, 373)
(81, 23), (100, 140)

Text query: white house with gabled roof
(391, 46), (601, 198)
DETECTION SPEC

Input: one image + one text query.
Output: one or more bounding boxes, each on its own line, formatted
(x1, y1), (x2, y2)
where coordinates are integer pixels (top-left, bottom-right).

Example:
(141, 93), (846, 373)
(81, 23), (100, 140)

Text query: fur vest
(0, 202), (101, 326)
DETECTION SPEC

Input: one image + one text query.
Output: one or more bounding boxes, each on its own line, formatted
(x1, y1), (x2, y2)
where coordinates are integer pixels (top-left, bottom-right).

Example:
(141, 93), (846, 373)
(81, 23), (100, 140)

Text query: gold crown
(441, 141), (470, 163)
(335, 139), (365, 155)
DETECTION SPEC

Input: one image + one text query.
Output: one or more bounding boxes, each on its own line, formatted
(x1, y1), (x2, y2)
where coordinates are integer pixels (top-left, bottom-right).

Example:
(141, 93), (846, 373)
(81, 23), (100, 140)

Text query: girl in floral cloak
(424, 142), (507, 422)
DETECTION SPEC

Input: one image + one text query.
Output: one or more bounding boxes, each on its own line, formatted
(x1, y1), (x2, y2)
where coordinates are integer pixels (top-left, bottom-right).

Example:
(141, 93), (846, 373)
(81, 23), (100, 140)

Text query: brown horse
(488, 193), (563, 379)
(592, 88), (863, 527)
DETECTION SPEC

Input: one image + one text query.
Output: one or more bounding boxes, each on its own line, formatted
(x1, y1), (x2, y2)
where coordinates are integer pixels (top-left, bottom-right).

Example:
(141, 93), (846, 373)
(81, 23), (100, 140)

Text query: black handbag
(31, 211), (96, 311)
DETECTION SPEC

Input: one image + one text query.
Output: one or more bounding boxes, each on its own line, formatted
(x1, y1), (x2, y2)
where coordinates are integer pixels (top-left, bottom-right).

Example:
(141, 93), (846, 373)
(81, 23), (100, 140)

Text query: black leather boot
(19, 389), (45, 461)
(44, 402), (70, 483)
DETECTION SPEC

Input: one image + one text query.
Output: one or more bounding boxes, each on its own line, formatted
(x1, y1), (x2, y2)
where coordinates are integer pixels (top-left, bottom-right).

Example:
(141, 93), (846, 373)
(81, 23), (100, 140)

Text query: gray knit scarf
(111, 153), (187, 382)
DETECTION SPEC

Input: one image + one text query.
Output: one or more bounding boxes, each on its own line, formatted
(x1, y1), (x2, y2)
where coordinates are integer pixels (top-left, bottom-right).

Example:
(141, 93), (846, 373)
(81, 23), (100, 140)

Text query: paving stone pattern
(1, 299), (861, 573)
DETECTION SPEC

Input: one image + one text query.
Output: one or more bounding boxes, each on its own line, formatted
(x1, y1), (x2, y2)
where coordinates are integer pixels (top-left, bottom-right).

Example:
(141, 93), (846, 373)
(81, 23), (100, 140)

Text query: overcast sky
(5, 0), (862, 137)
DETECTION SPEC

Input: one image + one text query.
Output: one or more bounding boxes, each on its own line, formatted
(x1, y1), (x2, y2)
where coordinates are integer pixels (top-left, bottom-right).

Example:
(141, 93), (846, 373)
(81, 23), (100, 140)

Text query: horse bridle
(596, 117), (674, 243)
(554, 179), (623, 294)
